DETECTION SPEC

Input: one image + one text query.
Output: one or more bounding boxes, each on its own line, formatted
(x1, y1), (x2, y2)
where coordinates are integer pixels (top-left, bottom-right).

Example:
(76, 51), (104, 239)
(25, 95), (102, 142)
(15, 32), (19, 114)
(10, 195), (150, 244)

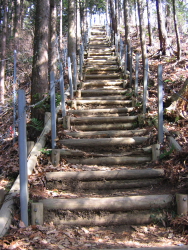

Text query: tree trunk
(156, 0), (170, 55)
(123, 0), (131, 69)
(137, 0), (147, 69)
(59, 0), (63, 51)
(49, 0), (57, 76)
(109, 0), (117, 43)
(172, 0), (181, 60)
(68, 0), (76, 61)
(14, 0), (21, 50)
(146, 0), (153, 46)
(31, 0), (50, 120)
(0, 0), (8, 104)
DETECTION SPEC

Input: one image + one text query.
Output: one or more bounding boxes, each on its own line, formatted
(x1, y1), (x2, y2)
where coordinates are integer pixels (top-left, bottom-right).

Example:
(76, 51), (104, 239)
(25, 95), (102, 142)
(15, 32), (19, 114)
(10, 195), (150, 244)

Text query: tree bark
(156, 0), (170, 55)
(124, 0), (131, 69)
(49, 0), (57, 76)
(137, 0), (147, 69)
(0, 0), (8, 104)
(68, 0), (76, 61)
(146, 0), (153, 46)
(14, 0), (21, 50)
(109, 0), (117, 43)
(172, 0), (181, 60)
(59, 0), (63, 51)
(31, 0), (50, 120)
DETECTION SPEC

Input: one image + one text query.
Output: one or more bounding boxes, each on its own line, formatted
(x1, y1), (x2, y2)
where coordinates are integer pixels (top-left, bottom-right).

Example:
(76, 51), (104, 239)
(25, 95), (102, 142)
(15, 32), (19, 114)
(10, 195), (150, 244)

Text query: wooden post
(51, 149), (60, 167)
(129, 47), (133, 87)
(71, 100), (77, 109)
(124, 44), (128, 77)
(27, 141), (34, 156)
(44, 112), (51, 125)
(152, 144), (160, 161)
(176, 194), (188, 216)
(31, 203), (43, 225)
(63, 116), (70, 130)
(135, 53), (139, 96)
(143, 58), (149, 114)
(76, 90), (81, 98)
(158, 64), (163, 143)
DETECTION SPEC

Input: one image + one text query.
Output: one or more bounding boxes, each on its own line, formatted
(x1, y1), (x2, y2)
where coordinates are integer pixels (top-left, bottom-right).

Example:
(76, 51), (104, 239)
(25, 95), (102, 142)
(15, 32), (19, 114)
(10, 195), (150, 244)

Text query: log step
(85, 69), (119, 74)
(60, 137), (148, 147)
(47, 179), (162, 191)
(86, 66), (118, 71)
(86, 60), (116, 65)
(78, 89), (127, 96)
(65, 129), (147, 138)
(66, 99), (132, 105)
(68, 115), (138, 124)
(69, 123), (136, 131)
(46, 169), (164, 181)
(67, 107), (134, 115)
(87, 56), (117, 60)
(76, 96), (130, 100)
(64, 155), (152, 165)
(40, 195), (173, 211)
(51, 147), (152, 157)
(44, 211), (166, 226)
(83, 79), (124, 86)
(85, 74), (120, 80)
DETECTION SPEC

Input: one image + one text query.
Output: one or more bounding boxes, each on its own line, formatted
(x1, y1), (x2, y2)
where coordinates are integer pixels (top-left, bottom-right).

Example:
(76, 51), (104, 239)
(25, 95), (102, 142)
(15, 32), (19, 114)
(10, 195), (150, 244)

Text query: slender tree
(0, 0), (8, 104)
(137, 0), (147, 70)
(31, 0), (50, 120)
(156, 0), (170, 55)
(14, 0), (21, 50)
(68, 0), (76, 60)
(146, 0), (153, 46)
(49, 0), (57, 76)
(172, 0), (181, 60)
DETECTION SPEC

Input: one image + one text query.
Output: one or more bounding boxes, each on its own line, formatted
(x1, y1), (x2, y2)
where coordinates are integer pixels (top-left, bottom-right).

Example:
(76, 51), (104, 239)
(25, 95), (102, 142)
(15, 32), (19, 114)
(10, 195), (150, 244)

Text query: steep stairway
(39, 25), (173, 228)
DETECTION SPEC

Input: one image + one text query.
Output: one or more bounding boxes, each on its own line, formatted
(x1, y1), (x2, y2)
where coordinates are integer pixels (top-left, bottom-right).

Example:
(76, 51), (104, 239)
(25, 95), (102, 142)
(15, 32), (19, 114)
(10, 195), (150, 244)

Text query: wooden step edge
(60, 137), (148, 147)
(46, 168), (164, 181)
(65, 129), (147, 138)
(43, 211), (167, 227)
(66, 155), (152, 165)
(39, 194), (173, 211)
(104, 247), (188, 250)
(67, 107), (134, 114)
(47, 178), (163, 192)
(69, 123), (137, 131)
(49, 146), (152, 157)
(66, 100), (132, 105)
(68, 115), (138, 123)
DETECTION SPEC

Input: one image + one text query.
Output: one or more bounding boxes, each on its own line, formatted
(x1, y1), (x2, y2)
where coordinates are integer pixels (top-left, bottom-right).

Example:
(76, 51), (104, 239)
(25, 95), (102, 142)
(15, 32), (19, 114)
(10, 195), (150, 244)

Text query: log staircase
(39, 25), (173, 229)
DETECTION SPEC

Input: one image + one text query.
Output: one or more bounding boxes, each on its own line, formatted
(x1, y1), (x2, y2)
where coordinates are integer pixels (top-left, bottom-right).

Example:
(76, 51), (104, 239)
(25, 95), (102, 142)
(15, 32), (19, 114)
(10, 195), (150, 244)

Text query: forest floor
(0, 28), (188, 249)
